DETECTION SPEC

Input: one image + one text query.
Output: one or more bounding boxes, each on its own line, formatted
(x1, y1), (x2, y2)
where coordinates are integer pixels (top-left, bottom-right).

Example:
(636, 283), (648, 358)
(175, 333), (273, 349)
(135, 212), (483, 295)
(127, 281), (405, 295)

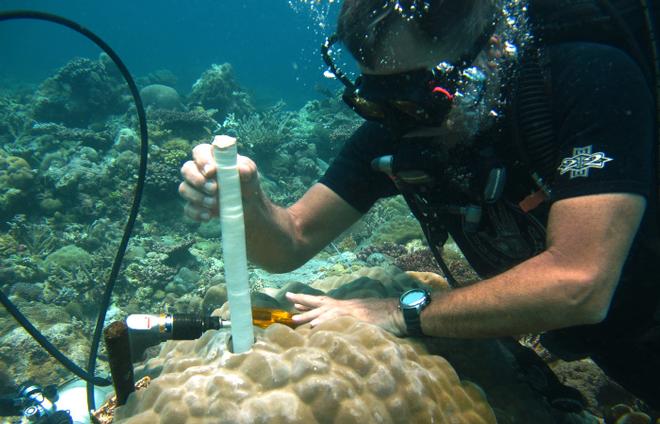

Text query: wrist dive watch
(399, 288), (431, 336)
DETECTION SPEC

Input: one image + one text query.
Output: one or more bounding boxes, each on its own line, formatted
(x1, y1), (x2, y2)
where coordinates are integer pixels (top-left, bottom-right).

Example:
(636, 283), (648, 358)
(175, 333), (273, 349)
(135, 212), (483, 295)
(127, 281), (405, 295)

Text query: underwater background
(1, 0), (340, 109)
(0, 1), (655, 423)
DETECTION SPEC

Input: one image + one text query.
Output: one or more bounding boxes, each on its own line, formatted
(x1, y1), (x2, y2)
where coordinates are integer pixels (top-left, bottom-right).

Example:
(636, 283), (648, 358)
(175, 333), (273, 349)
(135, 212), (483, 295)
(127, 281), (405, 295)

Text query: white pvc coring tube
(213, 135), (254, 353)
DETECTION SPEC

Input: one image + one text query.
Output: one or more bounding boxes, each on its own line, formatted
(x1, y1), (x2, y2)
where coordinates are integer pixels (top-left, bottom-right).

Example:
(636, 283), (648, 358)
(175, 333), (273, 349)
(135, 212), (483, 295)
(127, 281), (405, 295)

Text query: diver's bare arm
(244, 183), (362, 273)
(419, 193), (645, 338)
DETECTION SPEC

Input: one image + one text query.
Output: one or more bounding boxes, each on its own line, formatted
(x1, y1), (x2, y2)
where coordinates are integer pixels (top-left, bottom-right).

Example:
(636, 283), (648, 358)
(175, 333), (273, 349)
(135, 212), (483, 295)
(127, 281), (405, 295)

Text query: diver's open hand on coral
(179, 142), (260, 222)
(286, 292), (407, 337)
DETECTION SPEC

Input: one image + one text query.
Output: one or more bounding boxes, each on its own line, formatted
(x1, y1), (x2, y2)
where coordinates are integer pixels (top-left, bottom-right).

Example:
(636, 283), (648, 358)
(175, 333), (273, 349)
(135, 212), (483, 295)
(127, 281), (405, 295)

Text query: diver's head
(324, 0), (501, 136)
(337, 0), (497, 73)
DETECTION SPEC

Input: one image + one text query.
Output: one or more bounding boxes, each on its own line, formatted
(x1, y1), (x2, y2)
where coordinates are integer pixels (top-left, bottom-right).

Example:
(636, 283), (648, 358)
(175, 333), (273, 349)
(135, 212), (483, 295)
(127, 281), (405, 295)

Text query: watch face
(402, 289), (427, 307)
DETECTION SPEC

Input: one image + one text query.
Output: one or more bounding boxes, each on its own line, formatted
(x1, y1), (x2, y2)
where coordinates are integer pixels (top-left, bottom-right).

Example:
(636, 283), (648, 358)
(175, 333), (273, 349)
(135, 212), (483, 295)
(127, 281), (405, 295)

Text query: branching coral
(222, 101), (294, 160)
(8, 217), (59, 257)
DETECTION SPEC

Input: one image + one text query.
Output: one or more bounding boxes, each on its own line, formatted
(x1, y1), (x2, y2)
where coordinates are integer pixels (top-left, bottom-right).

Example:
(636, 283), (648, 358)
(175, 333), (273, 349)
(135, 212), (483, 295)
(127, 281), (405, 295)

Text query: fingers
(181, 141), (264, 224)
(180, 143), (218, 221)
(192, 143), (216, 178)
(181, 160), (216, 194)
(179, 175), (218, 222)
(286, 294), (404, 335)
(286, 293), (333, 326)
(286, 292), (328, 308)
(291, 307), (326, 326)
(237, 155), (257, 182)
(182, 143), (259, 200)
(183, 201), (216, 222)
(292, 303), (312, 312)
(178, 180), (215, 205)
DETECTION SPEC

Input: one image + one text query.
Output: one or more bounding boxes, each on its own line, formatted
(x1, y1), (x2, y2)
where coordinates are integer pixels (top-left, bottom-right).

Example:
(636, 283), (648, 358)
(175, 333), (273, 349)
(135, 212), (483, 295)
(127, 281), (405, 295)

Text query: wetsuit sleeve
(547, 42), (655, 202)
(319, 122), (399, 214)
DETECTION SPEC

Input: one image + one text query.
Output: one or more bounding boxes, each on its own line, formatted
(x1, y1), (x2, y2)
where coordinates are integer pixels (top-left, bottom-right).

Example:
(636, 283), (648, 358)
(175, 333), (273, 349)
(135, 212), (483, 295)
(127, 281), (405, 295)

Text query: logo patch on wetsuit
(558, 145), (613, 179)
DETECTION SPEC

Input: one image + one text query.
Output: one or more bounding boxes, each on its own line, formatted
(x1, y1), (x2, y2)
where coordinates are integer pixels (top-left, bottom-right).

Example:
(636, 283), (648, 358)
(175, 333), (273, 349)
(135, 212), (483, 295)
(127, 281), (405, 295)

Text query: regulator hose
(0, 10), (149, 416)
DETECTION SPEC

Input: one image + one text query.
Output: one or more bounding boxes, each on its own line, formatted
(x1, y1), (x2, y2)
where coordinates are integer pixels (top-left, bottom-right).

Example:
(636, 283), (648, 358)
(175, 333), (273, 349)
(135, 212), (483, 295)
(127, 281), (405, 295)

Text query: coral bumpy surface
(115, 317), (496, 424)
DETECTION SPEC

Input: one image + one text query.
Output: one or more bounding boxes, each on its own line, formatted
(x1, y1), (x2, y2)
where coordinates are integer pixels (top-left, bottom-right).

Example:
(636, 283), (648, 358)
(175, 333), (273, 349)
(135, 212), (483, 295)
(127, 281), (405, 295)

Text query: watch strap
(402, 307), (425, 337)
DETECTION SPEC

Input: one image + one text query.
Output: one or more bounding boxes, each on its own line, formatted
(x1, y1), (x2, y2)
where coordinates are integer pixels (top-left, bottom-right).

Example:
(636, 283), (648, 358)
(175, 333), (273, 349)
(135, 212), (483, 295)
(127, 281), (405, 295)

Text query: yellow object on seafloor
(251, 307), (297, 329)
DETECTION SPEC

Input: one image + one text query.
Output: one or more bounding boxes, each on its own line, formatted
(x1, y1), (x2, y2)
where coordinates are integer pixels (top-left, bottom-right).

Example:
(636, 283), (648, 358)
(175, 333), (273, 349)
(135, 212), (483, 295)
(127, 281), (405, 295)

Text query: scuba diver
(179, 0), (660, 412)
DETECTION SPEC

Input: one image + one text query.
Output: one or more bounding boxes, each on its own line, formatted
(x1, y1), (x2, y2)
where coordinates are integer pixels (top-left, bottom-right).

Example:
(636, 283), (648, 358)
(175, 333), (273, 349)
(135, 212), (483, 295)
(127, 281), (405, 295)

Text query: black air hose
(515, 51), (558, 184)
(0, 10), (149, 416)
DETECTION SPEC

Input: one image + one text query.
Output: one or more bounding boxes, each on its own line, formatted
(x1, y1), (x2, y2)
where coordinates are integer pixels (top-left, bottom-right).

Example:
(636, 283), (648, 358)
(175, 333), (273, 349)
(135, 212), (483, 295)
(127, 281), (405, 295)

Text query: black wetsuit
(320, 42), (660, 409)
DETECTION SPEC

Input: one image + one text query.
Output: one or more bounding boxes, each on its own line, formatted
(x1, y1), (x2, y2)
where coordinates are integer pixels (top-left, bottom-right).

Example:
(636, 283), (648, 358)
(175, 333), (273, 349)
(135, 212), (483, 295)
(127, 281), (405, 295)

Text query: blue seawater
(0, 0), (342, 108)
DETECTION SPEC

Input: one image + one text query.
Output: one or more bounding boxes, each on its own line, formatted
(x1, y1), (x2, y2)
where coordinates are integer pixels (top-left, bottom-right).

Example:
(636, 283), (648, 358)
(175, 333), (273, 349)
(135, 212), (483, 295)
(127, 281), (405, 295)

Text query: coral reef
(139, 84), (184, 111)
(0, 93), (33, 146)
(39, 145), (107, 212)
(187, 63), (255, 122)
(290, 97), (362, 161)
(0, 301), (106, 390)
(146, 137), (192, 197)
(547, 355), (659, 421)
(394, 247), (445, 274)
(147, 108), (218, 143)
(364, 207), (425, 246)
(5, 122), (114, 161)
(298, 268), (599, 423)
(0, 215), (120, 311)
(221, 101), (294, 160)
(221, 105), (328, 205)
(32, 56), (130, 128)
(115, 317), (497, 424)
(44, 244), (93, 271)
(114, 127), (140, 152)
(0, 149), (34, 219)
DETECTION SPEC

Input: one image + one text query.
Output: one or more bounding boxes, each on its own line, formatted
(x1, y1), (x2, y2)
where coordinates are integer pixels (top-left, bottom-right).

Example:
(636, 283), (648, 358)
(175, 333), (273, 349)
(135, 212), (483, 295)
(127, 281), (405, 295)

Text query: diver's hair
(337, 0), (497, 68)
